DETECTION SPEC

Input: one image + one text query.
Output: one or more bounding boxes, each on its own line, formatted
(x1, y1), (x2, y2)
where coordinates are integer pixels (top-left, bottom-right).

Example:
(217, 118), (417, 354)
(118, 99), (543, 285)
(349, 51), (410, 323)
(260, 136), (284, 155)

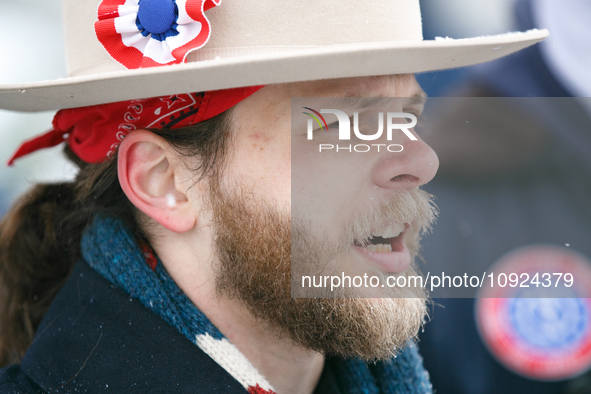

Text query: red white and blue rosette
(95, 0), (221, 69)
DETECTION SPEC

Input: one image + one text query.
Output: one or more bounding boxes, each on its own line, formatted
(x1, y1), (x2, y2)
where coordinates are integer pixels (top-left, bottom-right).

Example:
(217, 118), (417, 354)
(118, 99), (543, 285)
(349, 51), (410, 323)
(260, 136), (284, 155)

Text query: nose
(372, 137), (439, 189)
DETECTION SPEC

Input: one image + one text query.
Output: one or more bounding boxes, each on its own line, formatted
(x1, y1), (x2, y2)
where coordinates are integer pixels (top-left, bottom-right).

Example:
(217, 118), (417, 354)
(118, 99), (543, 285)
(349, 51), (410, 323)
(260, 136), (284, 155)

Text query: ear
(117, 129), (197, 233)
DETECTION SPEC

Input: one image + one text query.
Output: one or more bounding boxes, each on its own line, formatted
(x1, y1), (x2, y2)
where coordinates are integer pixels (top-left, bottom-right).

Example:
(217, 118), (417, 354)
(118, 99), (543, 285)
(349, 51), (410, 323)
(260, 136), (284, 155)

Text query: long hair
(0, 111), (233, 366)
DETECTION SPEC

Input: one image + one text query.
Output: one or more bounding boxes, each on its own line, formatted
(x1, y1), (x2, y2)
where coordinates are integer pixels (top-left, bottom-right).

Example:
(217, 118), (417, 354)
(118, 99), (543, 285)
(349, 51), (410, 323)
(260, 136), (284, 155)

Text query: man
(0, 0), (547, 392)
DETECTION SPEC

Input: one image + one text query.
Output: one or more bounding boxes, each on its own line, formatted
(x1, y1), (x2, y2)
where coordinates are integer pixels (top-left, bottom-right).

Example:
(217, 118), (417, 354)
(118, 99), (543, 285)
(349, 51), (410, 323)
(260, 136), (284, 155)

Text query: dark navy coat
(0, 260), (249, 393)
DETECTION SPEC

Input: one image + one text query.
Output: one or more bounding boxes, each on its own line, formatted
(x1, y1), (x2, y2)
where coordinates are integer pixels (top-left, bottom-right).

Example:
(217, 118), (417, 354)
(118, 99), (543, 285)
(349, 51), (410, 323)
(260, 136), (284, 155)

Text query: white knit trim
(195, 333), (275, 392)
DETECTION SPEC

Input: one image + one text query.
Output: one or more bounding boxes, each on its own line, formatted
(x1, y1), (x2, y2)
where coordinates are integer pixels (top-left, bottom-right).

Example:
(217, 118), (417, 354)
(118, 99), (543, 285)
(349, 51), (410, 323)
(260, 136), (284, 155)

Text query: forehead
(231, 74), (424, 131)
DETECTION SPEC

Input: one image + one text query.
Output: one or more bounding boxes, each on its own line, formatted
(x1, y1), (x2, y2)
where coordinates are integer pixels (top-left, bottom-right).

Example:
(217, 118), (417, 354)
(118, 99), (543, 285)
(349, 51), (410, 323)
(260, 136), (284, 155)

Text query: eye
(325, 115), (356, 132)
(326, 121), (340, 131)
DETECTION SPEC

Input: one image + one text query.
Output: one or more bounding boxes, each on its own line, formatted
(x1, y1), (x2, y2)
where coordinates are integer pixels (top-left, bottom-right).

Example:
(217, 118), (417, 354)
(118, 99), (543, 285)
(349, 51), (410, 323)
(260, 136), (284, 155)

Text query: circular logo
(476, 245), (591, 381)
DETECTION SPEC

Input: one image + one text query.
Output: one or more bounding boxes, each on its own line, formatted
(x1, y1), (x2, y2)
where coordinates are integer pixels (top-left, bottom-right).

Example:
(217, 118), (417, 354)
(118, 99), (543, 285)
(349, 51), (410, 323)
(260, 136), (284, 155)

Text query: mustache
(346, 188), (438, 245)
(292, 188), (438, 262)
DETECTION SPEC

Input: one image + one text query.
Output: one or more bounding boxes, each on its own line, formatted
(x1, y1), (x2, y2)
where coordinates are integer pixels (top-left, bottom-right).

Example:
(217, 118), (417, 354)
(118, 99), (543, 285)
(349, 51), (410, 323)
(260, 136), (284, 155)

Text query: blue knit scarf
(81, 214), (433, 393)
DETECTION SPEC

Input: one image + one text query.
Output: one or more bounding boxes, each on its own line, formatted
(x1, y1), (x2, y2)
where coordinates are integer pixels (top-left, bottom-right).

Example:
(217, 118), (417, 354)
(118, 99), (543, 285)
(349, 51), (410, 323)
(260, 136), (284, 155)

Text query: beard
(208, 178), (437, 361)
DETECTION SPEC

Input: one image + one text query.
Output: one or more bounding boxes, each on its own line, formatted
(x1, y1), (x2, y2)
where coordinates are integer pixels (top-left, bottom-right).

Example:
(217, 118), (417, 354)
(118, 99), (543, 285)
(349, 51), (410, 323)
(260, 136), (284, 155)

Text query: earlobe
(117, 129), (197, 233)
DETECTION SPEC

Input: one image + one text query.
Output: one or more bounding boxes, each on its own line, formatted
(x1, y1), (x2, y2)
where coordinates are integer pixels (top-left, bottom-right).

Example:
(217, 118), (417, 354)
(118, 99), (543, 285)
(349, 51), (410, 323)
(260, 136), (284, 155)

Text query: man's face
(203, 75), (439, 360)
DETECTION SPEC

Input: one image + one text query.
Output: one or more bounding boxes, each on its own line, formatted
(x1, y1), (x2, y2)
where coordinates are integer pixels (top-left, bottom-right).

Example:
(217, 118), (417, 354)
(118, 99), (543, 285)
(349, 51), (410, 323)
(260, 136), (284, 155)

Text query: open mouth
(353, 222), (407, 251)
(352, 222), (411, 273)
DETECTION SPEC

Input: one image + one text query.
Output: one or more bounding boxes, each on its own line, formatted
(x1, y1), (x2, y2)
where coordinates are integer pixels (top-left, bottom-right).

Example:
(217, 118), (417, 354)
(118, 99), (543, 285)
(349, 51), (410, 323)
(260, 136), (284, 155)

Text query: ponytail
(0, 182), (81, 365)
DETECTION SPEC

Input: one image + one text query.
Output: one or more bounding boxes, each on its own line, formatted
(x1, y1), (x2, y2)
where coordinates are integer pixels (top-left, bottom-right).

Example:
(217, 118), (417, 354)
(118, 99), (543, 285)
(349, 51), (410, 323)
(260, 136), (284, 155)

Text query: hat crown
(63, 0), (423, 77)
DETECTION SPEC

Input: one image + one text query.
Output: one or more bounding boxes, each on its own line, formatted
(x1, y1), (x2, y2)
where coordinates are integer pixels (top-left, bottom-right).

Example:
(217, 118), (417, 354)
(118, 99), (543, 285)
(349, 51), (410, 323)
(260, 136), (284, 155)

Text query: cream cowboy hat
(0, 0), (548, 112)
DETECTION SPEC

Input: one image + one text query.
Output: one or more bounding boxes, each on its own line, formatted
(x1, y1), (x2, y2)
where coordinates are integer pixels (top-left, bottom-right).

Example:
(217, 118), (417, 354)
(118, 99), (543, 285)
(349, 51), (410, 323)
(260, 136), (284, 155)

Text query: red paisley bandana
(8, 86), (262, 165)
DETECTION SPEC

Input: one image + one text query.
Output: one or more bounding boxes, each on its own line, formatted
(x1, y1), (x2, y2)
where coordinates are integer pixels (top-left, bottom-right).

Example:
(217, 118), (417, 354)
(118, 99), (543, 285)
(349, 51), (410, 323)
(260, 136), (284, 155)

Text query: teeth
(372, 222), (406, 238)
(365, 244), (392, 252)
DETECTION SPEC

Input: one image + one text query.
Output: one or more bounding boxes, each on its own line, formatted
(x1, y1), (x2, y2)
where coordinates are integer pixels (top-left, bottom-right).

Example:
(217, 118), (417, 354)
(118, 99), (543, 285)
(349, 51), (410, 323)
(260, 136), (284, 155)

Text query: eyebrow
(322, 91), (427, 111)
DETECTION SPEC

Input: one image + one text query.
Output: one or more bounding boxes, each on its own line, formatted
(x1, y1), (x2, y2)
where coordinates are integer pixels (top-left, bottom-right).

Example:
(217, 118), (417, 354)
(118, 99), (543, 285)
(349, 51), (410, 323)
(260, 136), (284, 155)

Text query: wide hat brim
(0, 29), (548, 112)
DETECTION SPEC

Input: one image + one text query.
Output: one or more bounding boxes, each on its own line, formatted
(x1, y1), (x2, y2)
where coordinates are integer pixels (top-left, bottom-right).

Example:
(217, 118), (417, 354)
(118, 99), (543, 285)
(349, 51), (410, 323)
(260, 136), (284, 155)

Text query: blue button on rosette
(137, 0), (179, 40)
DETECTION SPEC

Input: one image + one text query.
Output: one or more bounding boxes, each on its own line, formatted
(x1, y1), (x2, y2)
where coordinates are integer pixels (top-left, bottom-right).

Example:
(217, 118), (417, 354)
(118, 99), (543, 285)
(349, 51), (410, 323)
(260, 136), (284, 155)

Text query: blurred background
(1, 0), (590, 393)
(0, 0), (75, 217)
(417, 1), (591, 393)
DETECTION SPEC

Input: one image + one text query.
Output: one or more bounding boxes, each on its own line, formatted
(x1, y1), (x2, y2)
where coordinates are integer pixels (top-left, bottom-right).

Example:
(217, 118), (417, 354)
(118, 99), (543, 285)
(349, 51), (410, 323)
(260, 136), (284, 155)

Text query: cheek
(227, 131), (292, 207)
(292, 145), (369, 226)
